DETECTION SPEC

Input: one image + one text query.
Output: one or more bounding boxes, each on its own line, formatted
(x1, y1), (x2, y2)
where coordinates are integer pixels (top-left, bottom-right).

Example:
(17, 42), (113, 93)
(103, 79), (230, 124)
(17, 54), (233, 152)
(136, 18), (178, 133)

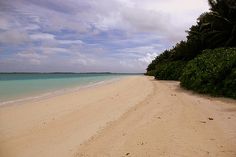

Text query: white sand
(0, 76), (236, 157)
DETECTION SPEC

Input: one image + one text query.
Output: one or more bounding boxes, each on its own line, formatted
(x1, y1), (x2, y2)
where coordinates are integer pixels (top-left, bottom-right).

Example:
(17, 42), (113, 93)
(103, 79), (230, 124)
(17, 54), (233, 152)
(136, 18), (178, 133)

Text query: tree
(199, 0), (236, 47)
(146, 0), (236, 79)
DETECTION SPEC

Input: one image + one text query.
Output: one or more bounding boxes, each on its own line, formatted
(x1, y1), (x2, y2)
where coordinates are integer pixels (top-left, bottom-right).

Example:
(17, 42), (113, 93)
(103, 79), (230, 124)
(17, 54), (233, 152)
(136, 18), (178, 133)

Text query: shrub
(180, 48), (236, 99)
(145, 70), (157, 76)
(155, 61), (187, 80)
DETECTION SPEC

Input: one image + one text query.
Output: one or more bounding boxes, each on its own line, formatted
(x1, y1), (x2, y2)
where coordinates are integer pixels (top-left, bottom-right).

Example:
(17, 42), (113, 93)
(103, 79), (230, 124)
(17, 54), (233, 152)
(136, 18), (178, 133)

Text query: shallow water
(0, 73), (129, 104)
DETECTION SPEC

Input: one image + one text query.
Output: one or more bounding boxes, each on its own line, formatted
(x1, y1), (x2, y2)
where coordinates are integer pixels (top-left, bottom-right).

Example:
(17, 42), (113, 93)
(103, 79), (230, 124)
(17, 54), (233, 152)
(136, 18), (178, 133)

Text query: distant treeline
(146, 0), (236, 99)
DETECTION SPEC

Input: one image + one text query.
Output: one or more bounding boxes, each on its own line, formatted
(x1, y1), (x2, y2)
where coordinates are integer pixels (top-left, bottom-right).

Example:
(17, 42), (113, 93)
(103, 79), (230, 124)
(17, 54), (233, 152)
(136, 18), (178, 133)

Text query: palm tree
(200, 0), (236, 47)
(186, 0), (236, 49)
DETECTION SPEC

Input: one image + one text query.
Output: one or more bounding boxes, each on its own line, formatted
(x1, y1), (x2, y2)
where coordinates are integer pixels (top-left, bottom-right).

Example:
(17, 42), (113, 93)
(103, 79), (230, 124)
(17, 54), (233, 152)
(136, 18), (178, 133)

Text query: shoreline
(0, 76), (236, 157)
(0, 76), (125, 107)
(0, 76), (153, 157)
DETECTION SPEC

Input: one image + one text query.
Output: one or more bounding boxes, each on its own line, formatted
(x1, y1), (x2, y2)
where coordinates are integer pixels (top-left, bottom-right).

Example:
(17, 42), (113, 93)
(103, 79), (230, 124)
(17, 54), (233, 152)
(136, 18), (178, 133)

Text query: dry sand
(0, 76), (236, 157)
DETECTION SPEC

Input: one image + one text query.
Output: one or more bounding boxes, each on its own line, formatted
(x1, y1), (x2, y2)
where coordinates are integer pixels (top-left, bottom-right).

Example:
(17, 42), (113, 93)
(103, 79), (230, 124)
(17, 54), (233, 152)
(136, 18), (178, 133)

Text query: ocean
(0, 73), (132, 105)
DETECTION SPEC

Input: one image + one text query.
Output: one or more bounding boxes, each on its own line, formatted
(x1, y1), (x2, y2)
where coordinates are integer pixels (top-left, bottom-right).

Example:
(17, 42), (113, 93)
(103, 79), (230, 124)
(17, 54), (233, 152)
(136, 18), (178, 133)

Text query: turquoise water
(0, 73), (128, 104)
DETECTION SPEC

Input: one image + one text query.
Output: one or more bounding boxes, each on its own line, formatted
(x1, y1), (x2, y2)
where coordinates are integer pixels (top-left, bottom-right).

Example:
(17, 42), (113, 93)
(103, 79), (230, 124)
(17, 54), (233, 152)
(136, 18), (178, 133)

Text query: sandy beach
(0, 76), (236, 157)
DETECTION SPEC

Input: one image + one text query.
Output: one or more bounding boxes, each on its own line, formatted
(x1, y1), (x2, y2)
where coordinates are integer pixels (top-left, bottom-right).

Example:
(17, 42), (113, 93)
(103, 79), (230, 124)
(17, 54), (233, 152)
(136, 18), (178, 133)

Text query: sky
(0, 0), (209, 73)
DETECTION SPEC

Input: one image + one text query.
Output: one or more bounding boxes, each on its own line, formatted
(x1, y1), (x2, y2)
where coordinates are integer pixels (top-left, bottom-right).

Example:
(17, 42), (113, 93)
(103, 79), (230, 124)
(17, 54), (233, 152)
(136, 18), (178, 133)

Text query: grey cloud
(16, 50), (48, 65)
(0, 0), (209, 73)
(0, 30), (30, 44)
(24, 24), (40, 31)
(0, 17), (10, 30)
(17, 50), (47, 59)
(1, 0), (209, 37)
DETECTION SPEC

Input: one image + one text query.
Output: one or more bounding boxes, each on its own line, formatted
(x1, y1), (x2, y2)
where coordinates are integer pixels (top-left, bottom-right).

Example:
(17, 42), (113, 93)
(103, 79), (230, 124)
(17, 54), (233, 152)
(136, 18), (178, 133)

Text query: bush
(145, 70), (157, 76)
(155, 61), (187, 80)
(180, 48), (236, 98)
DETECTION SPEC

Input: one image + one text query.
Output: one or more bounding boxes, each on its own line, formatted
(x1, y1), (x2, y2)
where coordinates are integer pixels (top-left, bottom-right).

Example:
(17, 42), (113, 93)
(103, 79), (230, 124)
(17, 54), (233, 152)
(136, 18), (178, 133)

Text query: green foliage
(146, 50), (172, 72)
(145, 70), (157, 76)
(180, 48), (236, 98)
(145, 0), (236, 99)
(155, 61), (187, 80)
(170, 40), (202, 61)
(188, 0), (236, 49)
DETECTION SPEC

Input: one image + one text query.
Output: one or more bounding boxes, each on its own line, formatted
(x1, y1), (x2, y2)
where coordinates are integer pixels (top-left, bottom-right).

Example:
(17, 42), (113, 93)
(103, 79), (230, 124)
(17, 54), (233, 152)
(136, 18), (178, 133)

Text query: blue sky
(0, 0), (209, 73)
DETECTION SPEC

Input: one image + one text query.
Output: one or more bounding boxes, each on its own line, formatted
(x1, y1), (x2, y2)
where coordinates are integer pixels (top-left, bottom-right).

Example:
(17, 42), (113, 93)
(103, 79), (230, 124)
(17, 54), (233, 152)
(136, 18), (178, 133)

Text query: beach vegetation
(180, 48), (236, 98)
(146, 0), (236, 98)
(155, 61), (187, 80)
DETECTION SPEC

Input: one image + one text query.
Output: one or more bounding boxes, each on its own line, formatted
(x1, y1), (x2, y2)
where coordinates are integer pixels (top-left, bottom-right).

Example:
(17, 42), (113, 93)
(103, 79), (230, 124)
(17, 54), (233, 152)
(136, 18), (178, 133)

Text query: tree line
(146, 0), (236, 99)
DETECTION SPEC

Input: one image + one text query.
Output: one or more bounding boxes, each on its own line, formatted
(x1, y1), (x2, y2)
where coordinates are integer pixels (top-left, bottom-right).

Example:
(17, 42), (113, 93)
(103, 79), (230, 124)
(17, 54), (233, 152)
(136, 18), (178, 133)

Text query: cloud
(24, 24), (40, 31)
(120, 45), (163, 54)
(17, 51), (46, 59)
(16, 50), (47, 65)
(70, 55), (96, 66)
(1, 0), (209, 35)
(30, 33), (55, 40)
(41, 47), (69, 54)
(0, 30), (30, 44)
(28, 58), (41, 65)
(0, 0), (210, 72)
(138, 52), (158, 64)
(58, 40), (84, 45)
(0, 17), (10, 30)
